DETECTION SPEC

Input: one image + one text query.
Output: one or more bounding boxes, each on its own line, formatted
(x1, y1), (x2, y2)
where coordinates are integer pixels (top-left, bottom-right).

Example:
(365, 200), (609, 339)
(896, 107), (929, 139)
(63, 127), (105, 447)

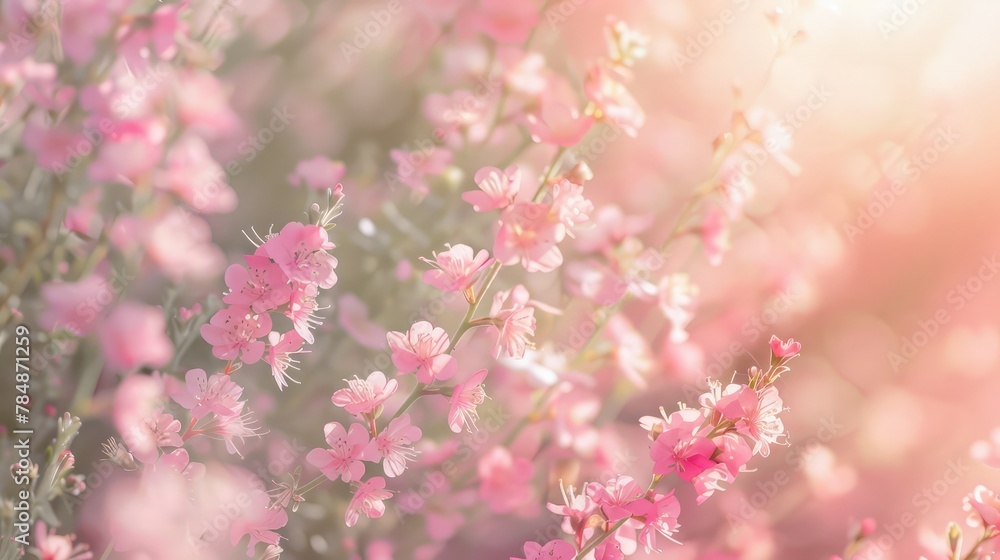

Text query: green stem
(575, 518), (628, 560)
(532, 147), (566, 202)
(297, 474), (328, 496)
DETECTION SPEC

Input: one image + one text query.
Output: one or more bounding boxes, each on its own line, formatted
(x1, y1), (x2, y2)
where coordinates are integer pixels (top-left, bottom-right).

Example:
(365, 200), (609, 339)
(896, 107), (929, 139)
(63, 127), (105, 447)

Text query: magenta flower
(448, 369), (489, 433)
(512, 539), (576, 560)
(489, 285), (537, 359)
(716, 385), (787, 457)
(386, 321), (457, 383)
(332, 371), (398, 418)
(462, 165), (521, 212)
(287, 156), (346, 191)
(263, 330), (307, 391)
(307, 422), (371, 483)
(168, 368), (244, 420)
(649, 409), (716, 481)
(230, 490), (288, 557)
(421, 244), (493, 293)
(636, 491), (682, 553)
(769, 335), (802, 360)
(366, 414), (422, 478)
(494, 202), (564, 273)
(345, 477), (393, 527)
(200, 306), (272, 364)
(587, 475), (650, 522)
(223, 255), (292, 313)
(258, 222), (338, 289)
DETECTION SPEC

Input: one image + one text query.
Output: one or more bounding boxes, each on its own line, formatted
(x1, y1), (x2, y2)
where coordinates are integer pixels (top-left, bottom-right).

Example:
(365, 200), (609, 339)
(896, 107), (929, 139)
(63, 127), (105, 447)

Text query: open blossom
(478, 447), (536, 514)
(463, 165), (521, 212)
(32, 521), (93, 560)
(512, 539), (577, 560)
(584, 65), (645, 138)
(200, 306), (272, 364)
(387, 321), (457, 383)
(548, 480), (597, 544)
(715, 385), (787, 457)
(210, 407), (265, 458)
(649, 408), (716, 481)
(488, 285), (537, 359)
(287, 156), (345, 190)
(224, 255), (293, 313)
(636, 491), (681, 553)
(421, 244), (493, 293)
(549, 180), (594, 235)
(332, 371), (398, 418)
(286, 283), (323, 344)
(129, 410), (183, 464)
(258, 222), (338, 289)
(494, 202), (564, 273)
(231, 490), (288, 557)
(366, 414), (422, 477)
(345, 477), (393, 527)
(307, 422), (371, 482)
(263, 330), (307, 390)
(448, 369), (489, 433)
(168, 368), (244, 420)
(964, 485), (1000, 532)
(588, 475), (649, 522)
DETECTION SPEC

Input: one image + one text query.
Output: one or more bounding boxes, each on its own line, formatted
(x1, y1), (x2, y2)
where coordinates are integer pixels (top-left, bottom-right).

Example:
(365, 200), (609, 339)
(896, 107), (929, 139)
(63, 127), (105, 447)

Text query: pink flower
(964, 485), (1000, 532)
(200, 306), (272, 364)
(38, 273), (107, 334)
(168, 368), (244, 420)
(547, 480), (597, 545)
(155, 135), (237, 213)
(701, 207), (729, 266)
(59, 0), (124, 64)
(584, 65), (645, 138)
(549, 180), (593, 234)
(769, 335), (802, 360)
(366, 414), (422, 477)
(494, 202), (564, 273)
(588, 475), (649, 522)
(224, 255), (293, 313)
(126, 410), (183, 464)
(116, 4), (186, 71)
(21, 117), (84, 172)
(287, 156), (346, 191)
(258, 222), (338, 290)
(307, 422), (371, 482)
(691, 433), (752, 503)
(286, 283), (323, 344)
(512, 539), (577, 560)
(345, 477), (393, 527)
(476, 0), (539, 43)
(32, 521), (93, 560)
(448, 369), (489, 433)
(147, 448), (206, 483)
(87, 118), (166, 183)
(387, 321), (457, 383)
(649, 408), (716, 481)
(526, 100), (594, 147)
(264, 330), (307, 391)
(230, 490), (288, 557)
(478, 447), (536, 514)
(99, 303), (174, 372)
(145, 208), (226, 282)
(462, 165), (522, 212)
(636, 491), (681, 553)
(332, 371), (398, 418)
(715, 385), (787, 457)
(421, 244), (493, 293)
(211, 408), (265, 458)
(489, 285), (537, 359)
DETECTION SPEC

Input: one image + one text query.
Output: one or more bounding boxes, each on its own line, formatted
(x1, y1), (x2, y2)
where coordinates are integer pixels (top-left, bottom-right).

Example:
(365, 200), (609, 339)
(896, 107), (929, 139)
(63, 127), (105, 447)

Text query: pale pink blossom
(59, 0), (125, 64)
(21, 117), (84, 172)
(658, 274), (699, 344)
(478, 447), (536, 514)
(38, 273), (107, 334)
(575, 205), (652, 254)
(366, 414), (422, 477)
(526, 100), (594, 147)
(588, 475), (649, 522)
(286, 283), (323, 344)
(448, 369), (488, 433)
(636, 491), (681, 553)
(32, 521), (93, 560)
(148, 448), (206, 482)
(224, 255), (293, 313)
(547, 480), (597, 544)
(287, 156), (346, 191)
(99, 303), (174, 372)
(462, 165), (521, 212)
(211, 407), (265, 458)
(230, 490), (288, 557)
(716, 385), (787, 457)
(421, 244), (493, 293)
(964, 485), (1000, 532)
(584, 65), (645, 138)
(263, 330), (307, 390)
(494, 202), (563, 273)
(512, 539), (577, 560)
(549, 180), (593, 235)
(389, 147), (452, 194)
(87, 118), (166, 183)
(605, 314), (653, 388)
(127, 410), (183, 464)
(145, 208), (226, 282)
(258, 222), (338, 290)
(168, 368), (244, 420)
(387, 321), (457, 383)
(332, 371), (398, 418)
(488, 285), (537, 359)
(155, 135), (237, 213)
(307, 422), (371, 482)
(345, 477), (393, 527)
(200, 306), (272, 364)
